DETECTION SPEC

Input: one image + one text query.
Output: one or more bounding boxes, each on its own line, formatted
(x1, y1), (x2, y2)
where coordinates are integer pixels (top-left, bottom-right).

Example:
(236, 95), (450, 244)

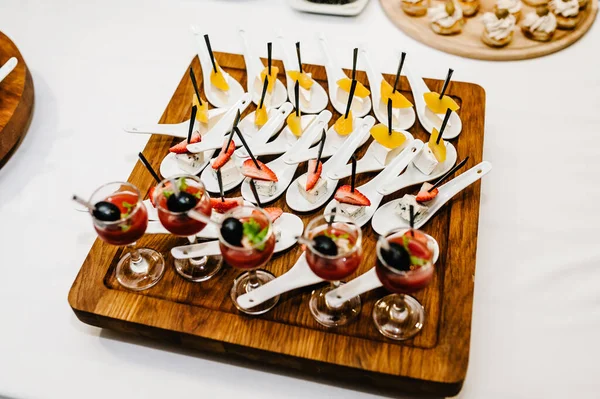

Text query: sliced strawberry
(334, 185), (371, 206)
(264, 207), (283, 222)
(415, 182), (438, 203)
(405, 238), (432, 261)
(212, 138), (236, 170)
(210, 196), (243, 214)
(148, 186), (156, 207)
(403, 230), (428, 247)
(169, 131), (201, 154)
(241, 159), (278, 182)
(306, 159), (322, 191)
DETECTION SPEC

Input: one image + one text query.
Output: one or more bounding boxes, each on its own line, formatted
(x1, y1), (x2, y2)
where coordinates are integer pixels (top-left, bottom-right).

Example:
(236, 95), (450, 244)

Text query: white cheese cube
(371, 143), (405, 166)
(176, 152), (205, 174)
(211, 158), (240, 187)
(296, 175), (328, 203)
(254, 180), (277, 197)
(413, 146), (439, 175)
(395, 194), (428, 222)
(339, 203), (366, 219)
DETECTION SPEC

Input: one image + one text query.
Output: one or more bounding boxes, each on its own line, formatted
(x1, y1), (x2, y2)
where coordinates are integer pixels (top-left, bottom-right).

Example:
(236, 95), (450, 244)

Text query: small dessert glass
(218, 205), (277, 315)
(373, 228), (435, 340)
(304, 213), (363, 328)
(90, 181), (165, 291)
(154, 175), (221, 282)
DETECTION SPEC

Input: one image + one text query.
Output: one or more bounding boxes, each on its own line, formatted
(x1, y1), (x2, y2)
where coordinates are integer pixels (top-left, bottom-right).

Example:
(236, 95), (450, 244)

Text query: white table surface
(0, 0), (599, 398)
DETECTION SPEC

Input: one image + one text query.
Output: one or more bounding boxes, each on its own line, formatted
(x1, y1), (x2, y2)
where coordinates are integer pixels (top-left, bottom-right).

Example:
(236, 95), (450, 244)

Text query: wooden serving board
(0, 31), (34, 167)
(69, 52), (486, 397)
(381, 0), (598, 61)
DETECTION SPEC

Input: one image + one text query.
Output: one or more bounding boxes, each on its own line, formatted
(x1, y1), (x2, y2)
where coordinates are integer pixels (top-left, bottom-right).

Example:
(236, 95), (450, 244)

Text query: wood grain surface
(0, 31), (34, 167)
(69, 52), (486, 397)
(380, 0), (598, 61)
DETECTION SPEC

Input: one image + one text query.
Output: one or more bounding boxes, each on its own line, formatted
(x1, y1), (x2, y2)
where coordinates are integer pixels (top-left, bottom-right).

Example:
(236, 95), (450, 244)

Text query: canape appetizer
(255, 76), (270, 127)
(428, 0), (465, 35)
(287, 81), (303, 137)
(413, 110), (449, 175)
(264, 207), (283, 242)
(241, 159), (278, 196)
(333, 79), (357, 136)
(204, 35), (233, 95)
(549, 0), (580, 29)
(287, 42), (314, 104)
(380, 53), (413, 126)
(210, 137), (238, 187)
(423, 69), (460, 116)
(521, 6), (557, 41)
(395, 194), (429, 224)
(459, 0), (480, 17)
(190, 67), (209, 124)
(336, 48), (370, 111)
(297, 131), (327, 204)
(334, 155), (370, 219)
(402, 0), (430, 16)
(259, 42), (278, 99)
(482, 9), (516, 47)
(369, 99), (408, 164)
(494, 0), (522, 21)
(169, 110), (203, 174)
(210, 196), (244, 223)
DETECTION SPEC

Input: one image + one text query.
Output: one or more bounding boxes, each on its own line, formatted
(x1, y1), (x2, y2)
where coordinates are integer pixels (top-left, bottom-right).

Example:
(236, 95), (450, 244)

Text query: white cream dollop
(428, 2), (463, 28)
(550, 0), (579, 17)
(522, 11), (557, 32)
(496, 0), (522, 14)
(483, 12), (516, 39)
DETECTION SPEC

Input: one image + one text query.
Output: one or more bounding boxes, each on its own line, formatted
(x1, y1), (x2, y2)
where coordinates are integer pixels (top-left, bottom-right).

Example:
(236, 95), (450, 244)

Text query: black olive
(313, 235), (338, 256)
(166, 191), (198, 213)
(93, 201), (121, 222)
(381, 242), (411, 271)
(221, 217), (244, 246)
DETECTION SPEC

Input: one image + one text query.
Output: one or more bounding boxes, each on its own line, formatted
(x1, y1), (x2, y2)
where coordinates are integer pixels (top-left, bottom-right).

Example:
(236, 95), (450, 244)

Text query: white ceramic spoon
(286, 117), (374, 212)
(284, 115), (375, 165)
(404, 64), (462, 139)
(377, 142), (457, 196)
(236, 252), (324, 310)
(327, 132), (415, 180)
(240, 111), (331, 204)
(318, 34), (371, 118)
(277, 34), (328, 114)
(238, 28), (287, 108)
(371, 161), (492, 235)
(235, 102), (294, 158)
(360, 47), (415, 131)
(159, 150), (214, 178)
(323, 140), (424, 227)
(324, 231), (440, 308)
(0, 57), (18, 84)
(246, 115), (314, 157)
(191, 26), (245, 108)
(170, 212), (304, 259)
(123, 108), (228, 138)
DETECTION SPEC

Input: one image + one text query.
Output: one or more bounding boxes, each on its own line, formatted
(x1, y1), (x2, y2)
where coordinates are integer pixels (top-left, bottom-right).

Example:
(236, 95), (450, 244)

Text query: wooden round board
(0, 31), (34, 167)
(380, 0), (598, 60)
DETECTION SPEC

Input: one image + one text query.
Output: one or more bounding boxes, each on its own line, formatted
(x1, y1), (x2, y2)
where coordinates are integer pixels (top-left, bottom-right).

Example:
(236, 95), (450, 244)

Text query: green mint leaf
(243, 218), (261, 238)
(179, 178), (189, 191)
(410, 255), (426, 267)
(120, 224), (131, 232)
(193, 191), (202, 199)
(122, 201), (134, 210)
(163, 190), (173, 199)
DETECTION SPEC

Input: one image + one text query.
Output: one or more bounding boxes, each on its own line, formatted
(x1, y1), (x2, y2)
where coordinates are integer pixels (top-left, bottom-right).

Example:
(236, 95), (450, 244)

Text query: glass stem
(325, 281), (343, 309)
(128, 243), (147, 274)
(247, 270), (261, 291)
(390, 294), (409, 322)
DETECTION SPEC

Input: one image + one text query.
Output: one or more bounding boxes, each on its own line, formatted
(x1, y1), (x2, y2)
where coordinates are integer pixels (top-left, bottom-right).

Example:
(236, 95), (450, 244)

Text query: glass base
(309, 283), (361, 328)
(372, 294), (425, 340)
(116, 248), (165, 291)
(231, 270), (279, 315)
(174, 256), (222, 282)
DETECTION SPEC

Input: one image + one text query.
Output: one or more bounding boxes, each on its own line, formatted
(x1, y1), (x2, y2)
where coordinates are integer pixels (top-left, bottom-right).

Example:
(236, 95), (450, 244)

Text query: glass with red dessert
(154, 175), (221, 282)
(83, 181), (165, 290)
(217, 205), (277, 315)
(373, 228), (435, 340)
(303, 212), (363, 327)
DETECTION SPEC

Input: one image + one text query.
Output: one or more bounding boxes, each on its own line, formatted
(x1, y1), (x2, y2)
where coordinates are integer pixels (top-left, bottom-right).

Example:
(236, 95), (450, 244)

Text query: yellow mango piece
(337, 78), (370, 98)
(380, 80), (413, 108)
(370, 124), (406, 150)
(192, 95), (209, 124)
(287, 71), (313, 90)
(334, 111), (353, 136)
(423, 92), (460, 114)
(255, 106), (268, 127)
(428, 128), (447, 163)
(260, 66), (279, 93)
(210, 63), (230, 91)
(287, 112), (302, 137)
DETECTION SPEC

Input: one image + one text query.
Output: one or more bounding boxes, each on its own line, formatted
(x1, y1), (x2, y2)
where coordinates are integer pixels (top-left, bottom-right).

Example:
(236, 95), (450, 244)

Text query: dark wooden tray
(69, 52), (485, 397)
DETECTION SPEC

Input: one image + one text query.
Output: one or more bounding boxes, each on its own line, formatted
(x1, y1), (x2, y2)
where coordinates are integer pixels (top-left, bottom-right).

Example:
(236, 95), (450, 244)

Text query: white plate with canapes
(371, 161), (492, 235)
(322, 140), (425, 228)
(318, 34), (371, 118)
(360, 47), (415, 131)
(286, 116), (375, 212)
(191, 27), (246, 109)
(277, 34), (328, 114)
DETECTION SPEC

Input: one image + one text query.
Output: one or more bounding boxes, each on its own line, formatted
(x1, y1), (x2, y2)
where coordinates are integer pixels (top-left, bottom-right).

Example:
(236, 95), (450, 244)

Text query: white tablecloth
(0, 0), (599, 398)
